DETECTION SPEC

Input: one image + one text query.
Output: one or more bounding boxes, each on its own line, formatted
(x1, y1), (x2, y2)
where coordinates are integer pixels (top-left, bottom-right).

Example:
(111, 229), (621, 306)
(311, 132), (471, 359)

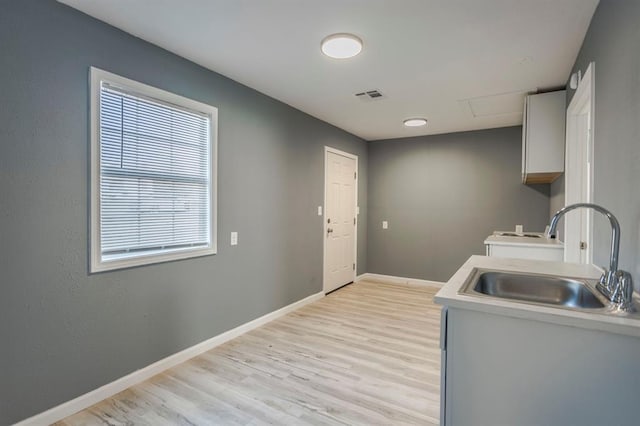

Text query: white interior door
(565, 63), (594, 264)
(324, 148), (357, 293)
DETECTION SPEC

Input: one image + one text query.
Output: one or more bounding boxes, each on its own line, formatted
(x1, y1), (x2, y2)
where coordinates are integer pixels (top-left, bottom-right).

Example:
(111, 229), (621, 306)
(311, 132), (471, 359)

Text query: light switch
(230, 232), (238, 246)
(382, 221), (388, 229)
(318, 206), (323, 216)
(356, 206), (360, 215)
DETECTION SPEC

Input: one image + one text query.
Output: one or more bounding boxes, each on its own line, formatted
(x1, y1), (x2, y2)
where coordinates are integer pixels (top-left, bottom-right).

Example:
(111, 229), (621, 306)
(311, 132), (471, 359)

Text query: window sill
(91, 244), (217, 273)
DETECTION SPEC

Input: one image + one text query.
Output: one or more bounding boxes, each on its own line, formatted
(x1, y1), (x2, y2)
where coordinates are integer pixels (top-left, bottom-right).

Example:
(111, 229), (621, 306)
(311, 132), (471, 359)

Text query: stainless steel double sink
(459, 269), (607, 310)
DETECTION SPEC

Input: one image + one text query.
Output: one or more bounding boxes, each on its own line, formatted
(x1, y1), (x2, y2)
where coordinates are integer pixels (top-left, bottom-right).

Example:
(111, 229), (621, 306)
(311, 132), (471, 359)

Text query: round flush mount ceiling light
(403, 118), (428, 127)
(321, 33), (363, 59)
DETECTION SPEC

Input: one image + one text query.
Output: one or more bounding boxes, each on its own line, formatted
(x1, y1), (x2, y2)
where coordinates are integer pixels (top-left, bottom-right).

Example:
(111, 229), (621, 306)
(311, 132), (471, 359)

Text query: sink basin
(496, 232), (542, 238)
(460, 270), (605, 309)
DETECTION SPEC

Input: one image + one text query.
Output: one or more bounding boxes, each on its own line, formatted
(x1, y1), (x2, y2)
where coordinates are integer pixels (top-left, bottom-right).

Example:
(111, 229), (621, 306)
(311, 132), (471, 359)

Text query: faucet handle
(598, 269), (607, 282)
(598, 269), (609, 286)
(612, 271), (635, 312)
(596, 269), (611, 296)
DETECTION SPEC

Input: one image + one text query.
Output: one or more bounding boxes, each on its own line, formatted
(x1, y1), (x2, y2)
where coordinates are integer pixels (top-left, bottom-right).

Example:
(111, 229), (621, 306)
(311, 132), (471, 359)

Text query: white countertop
(434, 255), (640, 338)
(484, 233), (564, 248)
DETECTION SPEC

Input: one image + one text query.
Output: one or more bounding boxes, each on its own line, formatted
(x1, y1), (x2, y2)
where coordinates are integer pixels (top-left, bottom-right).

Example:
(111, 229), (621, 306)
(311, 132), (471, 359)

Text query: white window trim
(89, 67), (218, 273)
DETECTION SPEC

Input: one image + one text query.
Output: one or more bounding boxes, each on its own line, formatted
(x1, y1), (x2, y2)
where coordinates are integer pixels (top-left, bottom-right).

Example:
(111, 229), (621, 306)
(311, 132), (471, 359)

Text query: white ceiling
(59, 0), (599, 141)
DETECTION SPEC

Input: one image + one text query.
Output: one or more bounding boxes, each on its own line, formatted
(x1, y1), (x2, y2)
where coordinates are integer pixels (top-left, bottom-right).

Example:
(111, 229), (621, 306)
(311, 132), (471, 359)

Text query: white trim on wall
(15, 291), (324, 426)
(565, 62), (595, 264)
(356, 273), (444, 288)
(323, 146), (359, 293)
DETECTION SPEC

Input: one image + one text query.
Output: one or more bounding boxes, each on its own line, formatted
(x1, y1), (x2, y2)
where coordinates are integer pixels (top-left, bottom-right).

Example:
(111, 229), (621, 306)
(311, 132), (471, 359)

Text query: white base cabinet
(440, 307), (640, 426)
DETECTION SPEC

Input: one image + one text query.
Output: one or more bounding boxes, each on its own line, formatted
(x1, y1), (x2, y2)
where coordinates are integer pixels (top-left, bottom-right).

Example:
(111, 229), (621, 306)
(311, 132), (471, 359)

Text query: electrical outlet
(230, 232), (238, 246)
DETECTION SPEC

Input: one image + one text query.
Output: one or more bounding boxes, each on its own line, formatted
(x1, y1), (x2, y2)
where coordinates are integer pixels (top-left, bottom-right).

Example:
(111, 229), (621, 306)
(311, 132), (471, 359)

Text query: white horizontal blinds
(99, 82), (211, 259)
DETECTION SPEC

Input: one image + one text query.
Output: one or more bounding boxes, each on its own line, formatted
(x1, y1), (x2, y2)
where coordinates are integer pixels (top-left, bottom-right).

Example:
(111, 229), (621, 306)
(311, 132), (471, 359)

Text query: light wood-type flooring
(56, 280), (441, 425)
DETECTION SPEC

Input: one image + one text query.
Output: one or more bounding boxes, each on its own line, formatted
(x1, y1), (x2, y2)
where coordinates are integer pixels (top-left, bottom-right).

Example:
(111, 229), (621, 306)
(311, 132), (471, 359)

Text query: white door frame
(564, 62), (595, 263)
(323, 146), (358, 293)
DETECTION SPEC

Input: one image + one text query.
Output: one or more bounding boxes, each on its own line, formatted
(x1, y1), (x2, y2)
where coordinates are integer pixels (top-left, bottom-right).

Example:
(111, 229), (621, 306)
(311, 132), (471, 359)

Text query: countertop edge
(484, 235), (564, 248)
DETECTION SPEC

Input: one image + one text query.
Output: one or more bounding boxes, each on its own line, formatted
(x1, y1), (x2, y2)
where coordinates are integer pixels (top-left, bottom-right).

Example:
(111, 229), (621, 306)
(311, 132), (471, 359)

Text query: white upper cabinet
(521, 90), (566, 184)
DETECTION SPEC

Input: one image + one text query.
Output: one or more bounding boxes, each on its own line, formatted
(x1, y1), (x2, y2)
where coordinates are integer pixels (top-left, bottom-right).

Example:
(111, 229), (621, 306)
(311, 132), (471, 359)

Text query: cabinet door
(526, 91), (566, 173)
(444, 307), (640, 426)
(488, 244), (564, 261)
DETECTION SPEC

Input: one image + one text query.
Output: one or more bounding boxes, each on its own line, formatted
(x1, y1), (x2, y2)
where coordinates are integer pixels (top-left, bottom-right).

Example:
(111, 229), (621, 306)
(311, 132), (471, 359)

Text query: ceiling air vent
(355, 89), (385, 101)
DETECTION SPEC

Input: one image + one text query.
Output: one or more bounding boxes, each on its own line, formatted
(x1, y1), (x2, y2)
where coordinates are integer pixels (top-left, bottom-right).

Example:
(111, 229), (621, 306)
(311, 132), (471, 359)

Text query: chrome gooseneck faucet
(547, 203), (635, 312)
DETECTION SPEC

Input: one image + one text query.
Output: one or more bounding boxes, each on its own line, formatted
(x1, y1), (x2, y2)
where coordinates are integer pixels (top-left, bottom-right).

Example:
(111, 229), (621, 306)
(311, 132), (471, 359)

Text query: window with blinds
(90, 68), (217, 272)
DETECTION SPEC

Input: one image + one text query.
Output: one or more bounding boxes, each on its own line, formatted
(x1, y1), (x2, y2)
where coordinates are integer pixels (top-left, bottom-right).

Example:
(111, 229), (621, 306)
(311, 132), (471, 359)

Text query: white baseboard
(356, 272), (444, 289)
(15, 291), (325, 426)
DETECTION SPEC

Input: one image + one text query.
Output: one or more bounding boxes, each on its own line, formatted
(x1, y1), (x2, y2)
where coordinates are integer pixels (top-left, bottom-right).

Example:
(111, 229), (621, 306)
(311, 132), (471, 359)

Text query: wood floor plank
(55, 281), (441, 425)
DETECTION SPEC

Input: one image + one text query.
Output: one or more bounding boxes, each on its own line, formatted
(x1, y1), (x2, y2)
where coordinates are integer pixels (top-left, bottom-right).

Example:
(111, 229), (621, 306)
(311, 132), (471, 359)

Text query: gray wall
(549, 175), (565, 241)
(0, 1), (367, 423)
(367, 127), (550, 282)
(560, 0), (640, 287)
(550, 175), (565, 219)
